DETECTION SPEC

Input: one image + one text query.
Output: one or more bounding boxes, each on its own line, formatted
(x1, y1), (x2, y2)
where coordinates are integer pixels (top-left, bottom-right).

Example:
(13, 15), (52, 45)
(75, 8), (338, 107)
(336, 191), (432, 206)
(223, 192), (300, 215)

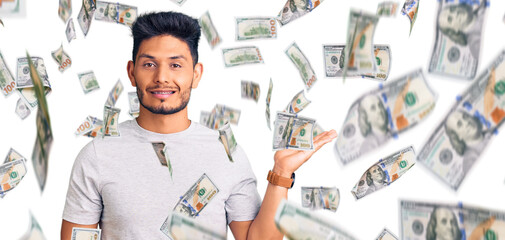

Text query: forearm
(247, 167), (291, 240)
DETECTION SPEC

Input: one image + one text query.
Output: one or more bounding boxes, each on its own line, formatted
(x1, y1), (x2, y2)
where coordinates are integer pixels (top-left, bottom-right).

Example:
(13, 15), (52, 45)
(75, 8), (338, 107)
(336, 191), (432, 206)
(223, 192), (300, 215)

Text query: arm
(60, 220), (98, 240)
(229, 130), (338, 240)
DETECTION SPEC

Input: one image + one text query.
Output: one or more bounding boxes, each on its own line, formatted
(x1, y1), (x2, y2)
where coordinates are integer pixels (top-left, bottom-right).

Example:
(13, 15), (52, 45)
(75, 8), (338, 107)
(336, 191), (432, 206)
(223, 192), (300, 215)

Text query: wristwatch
(267, 170), (295, 189)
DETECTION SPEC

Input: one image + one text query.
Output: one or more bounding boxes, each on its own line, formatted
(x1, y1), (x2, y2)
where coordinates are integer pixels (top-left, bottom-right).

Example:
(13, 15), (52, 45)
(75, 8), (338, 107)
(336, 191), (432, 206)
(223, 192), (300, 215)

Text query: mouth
(149, 89), (177, 99)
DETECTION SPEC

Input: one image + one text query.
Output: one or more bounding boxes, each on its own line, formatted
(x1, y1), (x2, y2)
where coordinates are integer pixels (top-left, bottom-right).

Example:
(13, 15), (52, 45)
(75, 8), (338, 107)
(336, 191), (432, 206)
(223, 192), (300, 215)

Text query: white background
(1, 0), (505, 239)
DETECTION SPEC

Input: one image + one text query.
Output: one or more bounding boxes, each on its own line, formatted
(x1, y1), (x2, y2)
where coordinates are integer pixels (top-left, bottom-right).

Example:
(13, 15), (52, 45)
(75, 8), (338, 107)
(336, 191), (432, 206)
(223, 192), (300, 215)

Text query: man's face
(438, 6), (470, 31)
(361, 95), (387, 130)
(369, 166), (384, 183)
(434, 208), (458, 240)
(292, 0), (308, 10)
(446, 111), (481, 142)
(129, 35), (200, 115)
(106, 3), (116, 18)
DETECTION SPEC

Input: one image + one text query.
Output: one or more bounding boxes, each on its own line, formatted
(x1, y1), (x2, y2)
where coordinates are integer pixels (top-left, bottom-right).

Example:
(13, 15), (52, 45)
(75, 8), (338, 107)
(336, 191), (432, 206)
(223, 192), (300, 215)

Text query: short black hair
(131, 11), (201, 66)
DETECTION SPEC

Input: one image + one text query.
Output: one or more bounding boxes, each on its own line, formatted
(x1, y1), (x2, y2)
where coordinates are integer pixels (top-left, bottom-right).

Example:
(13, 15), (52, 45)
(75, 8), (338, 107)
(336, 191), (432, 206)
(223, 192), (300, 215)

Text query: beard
(136, 81), (192, 115)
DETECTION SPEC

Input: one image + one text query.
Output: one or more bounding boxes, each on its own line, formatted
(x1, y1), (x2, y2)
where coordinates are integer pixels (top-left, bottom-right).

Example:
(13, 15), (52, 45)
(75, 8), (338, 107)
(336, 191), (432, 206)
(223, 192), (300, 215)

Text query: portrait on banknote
(364, 165), (387, 194)
(357, 95), (390, 152)
(426, 207), (462, 240)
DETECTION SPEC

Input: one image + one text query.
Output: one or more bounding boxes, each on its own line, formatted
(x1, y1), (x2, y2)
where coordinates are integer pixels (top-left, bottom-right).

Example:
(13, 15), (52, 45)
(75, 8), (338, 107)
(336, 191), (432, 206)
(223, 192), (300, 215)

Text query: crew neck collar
(131, 118), (195, 140)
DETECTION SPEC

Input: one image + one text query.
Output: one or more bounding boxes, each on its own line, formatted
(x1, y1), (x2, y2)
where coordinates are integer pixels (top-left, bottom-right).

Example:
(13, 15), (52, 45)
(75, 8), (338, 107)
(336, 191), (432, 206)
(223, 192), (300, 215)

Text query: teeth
(152, 91), (174, 94)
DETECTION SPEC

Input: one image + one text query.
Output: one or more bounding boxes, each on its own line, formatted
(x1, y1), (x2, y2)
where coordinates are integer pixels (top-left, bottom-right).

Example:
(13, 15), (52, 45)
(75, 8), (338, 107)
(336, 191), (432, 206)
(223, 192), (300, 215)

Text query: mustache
(145, 85), (180, 91)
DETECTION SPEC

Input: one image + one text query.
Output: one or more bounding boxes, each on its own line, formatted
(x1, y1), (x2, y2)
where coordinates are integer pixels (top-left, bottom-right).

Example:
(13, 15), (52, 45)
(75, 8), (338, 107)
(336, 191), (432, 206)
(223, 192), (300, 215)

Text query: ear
(127, 60), (136, 87)
(191, 62), (203, 89)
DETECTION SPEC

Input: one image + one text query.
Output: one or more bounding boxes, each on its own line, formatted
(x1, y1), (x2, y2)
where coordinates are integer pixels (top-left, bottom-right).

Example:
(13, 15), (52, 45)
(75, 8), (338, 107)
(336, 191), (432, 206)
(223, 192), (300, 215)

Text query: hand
(468, 216), (495, 240)
(272, 130), (338, 178)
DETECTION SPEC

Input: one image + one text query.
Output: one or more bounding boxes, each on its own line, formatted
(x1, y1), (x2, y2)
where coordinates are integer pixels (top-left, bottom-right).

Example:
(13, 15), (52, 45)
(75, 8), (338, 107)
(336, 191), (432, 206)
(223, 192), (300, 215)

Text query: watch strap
(267, 170), (294, 189)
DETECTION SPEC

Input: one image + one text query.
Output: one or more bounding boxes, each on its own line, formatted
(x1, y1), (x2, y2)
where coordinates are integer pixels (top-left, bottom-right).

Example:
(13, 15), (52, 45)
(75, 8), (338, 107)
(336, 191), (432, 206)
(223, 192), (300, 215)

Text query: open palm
(273, 130), (338, 176)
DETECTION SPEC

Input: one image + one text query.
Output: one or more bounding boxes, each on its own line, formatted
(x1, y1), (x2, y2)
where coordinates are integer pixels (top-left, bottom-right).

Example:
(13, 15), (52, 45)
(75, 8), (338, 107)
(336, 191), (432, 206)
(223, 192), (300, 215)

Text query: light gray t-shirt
(63, 119), (262, 239)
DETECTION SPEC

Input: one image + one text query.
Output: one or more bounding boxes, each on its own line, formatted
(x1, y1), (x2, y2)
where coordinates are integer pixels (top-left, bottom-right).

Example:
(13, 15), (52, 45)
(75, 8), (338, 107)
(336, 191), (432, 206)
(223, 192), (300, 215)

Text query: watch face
(290, 172), (295, 189)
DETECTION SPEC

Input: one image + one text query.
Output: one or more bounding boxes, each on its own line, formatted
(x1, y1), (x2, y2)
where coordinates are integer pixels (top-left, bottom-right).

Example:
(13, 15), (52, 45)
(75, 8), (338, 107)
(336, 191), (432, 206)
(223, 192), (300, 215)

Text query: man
(426, 207), (462, 240)
(365, 165), (387, 195)
(444, 109), (487, 174)
(437, 0), (487, 59)
(60, 11), (337, 240)
(357, 94), (389, 152)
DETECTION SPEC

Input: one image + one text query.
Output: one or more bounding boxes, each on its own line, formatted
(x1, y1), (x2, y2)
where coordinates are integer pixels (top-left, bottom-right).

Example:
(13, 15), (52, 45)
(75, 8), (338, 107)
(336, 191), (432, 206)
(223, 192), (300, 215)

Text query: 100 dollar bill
(273, 112), (315, 150)
(200, 11), (221, 49)
(324, 44), (391, 81)
(286, 42), (317, 91)
(275, 199), (357, 240)
(428, 0), (488, 79)
(166, 212), (226, 240)
(301, 186), (340, 212)
(343, 10), (379, 77)
(419, 50), (505, 190)
(0, 51), (16, 96)
(335, 69), (437, 164)
(277, 0), (324, 26)
(351, 146), (415, 200)
(222, 46), (263, 67)
(236, 17), (277, 40)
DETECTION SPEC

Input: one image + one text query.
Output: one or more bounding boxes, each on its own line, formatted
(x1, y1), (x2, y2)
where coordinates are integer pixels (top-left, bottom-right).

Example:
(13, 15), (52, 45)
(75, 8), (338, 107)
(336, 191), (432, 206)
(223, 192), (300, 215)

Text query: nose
(154, 64), (171, 84)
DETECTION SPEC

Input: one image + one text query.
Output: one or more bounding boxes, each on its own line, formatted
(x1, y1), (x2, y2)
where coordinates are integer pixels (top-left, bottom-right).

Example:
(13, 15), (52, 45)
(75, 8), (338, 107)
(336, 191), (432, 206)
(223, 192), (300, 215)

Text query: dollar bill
(128, 91), (139, 117)
(95, 1), (137, 26)
(105, 79), (123, 107)
(400, 200), (505, 240)
(4, 148), (26, 163)
(166, 212), (226, 240)
(75, 116), (101, 136)
(0, 159), (27, 197)
(202, 104), (241, 130)
(313, 123), (324, 137)
(83, 118), (104, 138)
(66, 18), (77, 43)
(151, 142), (173, 179)
(343, 10), (379, 78)
(218, 122), (237, 162)
(27, 52), (53, 193)
(161, 174), (219, 238)
(102, 106), (120, 137)
(0, 50), (16, 97)
(222, 46), (263, 67)
(51, 44), (72, 73)
(16, 97), (31, 120)
(301, 186), (340, 212)
(427, 0), (487, 80)
(375, 228), (398, 240)
(58, 0), (72, 23)
(285, 90), (311, 114)
(71, 228), (101, 240)
(199, 11), (221, 49)
(335, 69), (437, 165)
(78, 71), (100, 94)
(241, 80), (260, 102)
(19, 212), (46, 240)
(170, 0), (187, 6)
(351, 146), (415, 200)
(418, 50), (505, 190)
(273, 112), (315, 150)
(0, 0), (27, 17)
(2, 147), (26, 197)
(266, 78), (273, 130)
(275, 199), (357, 240)
(324, 44), (391, 81)
(277, 0), (324, 26)
(377, 2), (399, 17)
(236, 17), (277, 40)
(77, 0), (96, 36)
(285, 42), (317, 91)
(16, 57), (51, 108)
(401, 0), (420, 35)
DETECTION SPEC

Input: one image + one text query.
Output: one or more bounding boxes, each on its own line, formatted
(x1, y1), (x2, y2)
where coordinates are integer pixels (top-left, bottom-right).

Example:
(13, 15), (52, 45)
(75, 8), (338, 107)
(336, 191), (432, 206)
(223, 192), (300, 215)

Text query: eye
(171, 63), (182, 68)
(143, 63), (155, 68)
(448, 16), (452, 23)
(371, 105), (376, 111)
(441, 218), (447, 225)
(457, 120), (462, 128)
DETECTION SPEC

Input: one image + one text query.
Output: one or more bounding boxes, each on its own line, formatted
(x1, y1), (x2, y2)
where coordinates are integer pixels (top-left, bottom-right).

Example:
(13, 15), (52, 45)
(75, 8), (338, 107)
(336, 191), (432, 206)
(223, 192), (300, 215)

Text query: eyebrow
(138, 54), (187, 61)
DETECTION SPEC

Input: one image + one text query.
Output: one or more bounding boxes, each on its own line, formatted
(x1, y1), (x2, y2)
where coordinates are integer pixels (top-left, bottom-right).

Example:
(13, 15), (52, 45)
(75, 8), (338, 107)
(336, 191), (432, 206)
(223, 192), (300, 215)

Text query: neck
(135, 105), (191, 134)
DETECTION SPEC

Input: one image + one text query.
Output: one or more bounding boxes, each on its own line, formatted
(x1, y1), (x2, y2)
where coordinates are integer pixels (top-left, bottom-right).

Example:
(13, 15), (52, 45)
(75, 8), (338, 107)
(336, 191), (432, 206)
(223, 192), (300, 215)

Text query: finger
(313, 130), (338, 151)
(313, 130), (330, 142)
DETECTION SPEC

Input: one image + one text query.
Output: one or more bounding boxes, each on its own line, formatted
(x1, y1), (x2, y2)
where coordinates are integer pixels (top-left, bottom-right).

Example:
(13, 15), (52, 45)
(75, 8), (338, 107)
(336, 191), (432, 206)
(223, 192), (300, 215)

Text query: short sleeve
(225, 145), (262, 225)
(62, 141), (103, 225)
